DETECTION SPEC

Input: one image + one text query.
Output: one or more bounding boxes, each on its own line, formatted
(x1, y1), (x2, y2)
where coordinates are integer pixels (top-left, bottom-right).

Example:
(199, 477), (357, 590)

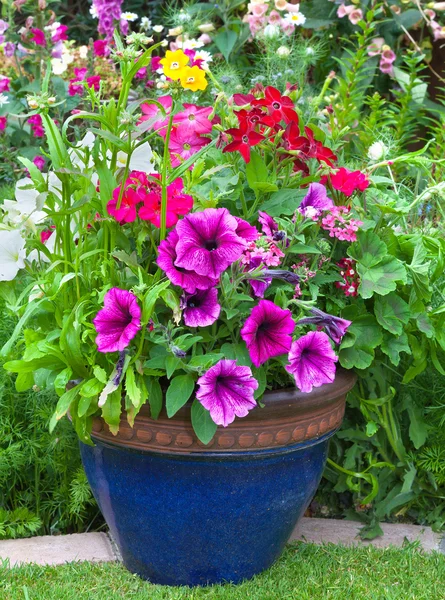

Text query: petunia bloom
(93, 288), (142, 353)
(299, 183), (334, 219)
(157, 230), (218, 293)
(196, 359), (258, 427)
(240, 299), (295, 367)
(235, 218), (260, 242)
(295, 308), (351, 344)
(285, 331), (338, 393)
(175, 208), (246, 279)
(181, 287), (221, 327)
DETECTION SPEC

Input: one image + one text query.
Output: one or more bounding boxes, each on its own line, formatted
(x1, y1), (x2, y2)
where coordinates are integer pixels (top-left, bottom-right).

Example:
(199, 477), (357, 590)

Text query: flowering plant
(1, 35), (443, 454)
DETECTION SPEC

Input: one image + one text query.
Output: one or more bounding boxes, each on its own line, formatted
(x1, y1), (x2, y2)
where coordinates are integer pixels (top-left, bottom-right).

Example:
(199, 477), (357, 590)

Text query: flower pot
(80, 367), (356, 586)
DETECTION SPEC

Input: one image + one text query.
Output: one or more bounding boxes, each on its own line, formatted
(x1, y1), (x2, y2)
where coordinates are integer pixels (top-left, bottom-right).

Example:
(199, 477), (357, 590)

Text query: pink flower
(299, 183), (334, 219)
(285, 331), (338, 393)
(240, 299), (295, 367)
(157, 230), (218, 293)
(248, 2), (269, 17)
(381, 48), (396, 62)
(198, 33), (212, 45)
(168, 127), (210, 167)
(367, 37), (385, 56)
(379, 60), (394, 75)
(107, 185), (141, 224)
(181, 287), (221, 327)
(173, 104), (213, 135)
(139, 177), (193, 228)
(86, 75), (101, 91)
(269, 10), (282, 24)
(93, 288), (142, 353)
(27, 114), (45, 138)
(328, 167), (369, 196)
(0, 116), (6, 131)
(52, 24), (68, 43)
(30, 28), (46, 46)
(33, 155), (46, 171)
(321, 206), (363, 242)
(139, 95), (172, 130)
(196, 359), (258, 427)
(135, 66), (147, 79)
(235, 218), (260, 242)
(93, 39), (109, 57)
(175, 208), (246, 279)
(337, 4), (354, 17)
(348, 9), (363, 24)
(0, 76), (10, 93)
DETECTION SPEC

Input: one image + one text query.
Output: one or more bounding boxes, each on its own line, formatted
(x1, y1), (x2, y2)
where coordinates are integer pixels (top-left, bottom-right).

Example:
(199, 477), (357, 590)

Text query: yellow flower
(160, 49), (189, 80)
(179, 66), (208, 91)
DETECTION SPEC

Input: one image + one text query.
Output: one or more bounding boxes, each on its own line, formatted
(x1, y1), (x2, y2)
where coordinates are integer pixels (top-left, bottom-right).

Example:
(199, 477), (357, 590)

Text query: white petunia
(2, 179), (47, 231)
(284, 11), (306, 25)
(0, 93), (9, 107)
(121, 12), (139, 22)
(116, 141), (156, 173)
(153, 25), (163, 33)
(0, 229), (26, 281)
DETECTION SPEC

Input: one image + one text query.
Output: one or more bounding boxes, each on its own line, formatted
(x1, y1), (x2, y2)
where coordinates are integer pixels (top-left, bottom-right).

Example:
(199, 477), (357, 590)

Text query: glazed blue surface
(80, 435), (331, 586)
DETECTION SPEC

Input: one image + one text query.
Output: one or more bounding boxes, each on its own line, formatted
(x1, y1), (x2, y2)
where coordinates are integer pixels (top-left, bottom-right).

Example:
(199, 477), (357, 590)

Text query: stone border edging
(0, 519), (442, 567)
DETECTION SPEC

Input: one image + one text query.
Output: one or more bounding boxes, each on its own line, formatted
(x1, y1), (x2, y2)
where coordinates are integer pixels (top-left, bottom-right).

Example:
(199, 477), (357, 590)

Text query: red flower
(236, 107), (271, 130)
(223, 121), (264, 163)
(139, 177), (193, 228)
(282, 122), (310, 154)
(253, 86), (298, 125)
(107, 186), (141, 224)
(329, 167), (370, 197)
(304, 128), (337, 167)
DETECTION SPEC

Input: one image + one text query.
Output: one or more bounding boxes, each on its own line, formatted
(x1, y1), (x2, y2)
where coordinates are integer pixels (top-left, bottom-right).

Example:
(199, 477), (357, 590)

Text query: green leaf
(381, 332), (411, 366)
(54, 367), (73, 397)
(259, 188), (306, 217)
(166, 356), (180, 379)
(146, 377), (163, 419)
(60, 307), (89, 378)
(93, 365), (108, 384)
(15, 372), (35, 392)
(349, 230), (387, 267)
(166, 374), (195, 417)
(366, 421), (379, 437)
(78, 395), (93, 418)
(374, 293), (410, 335)
(142, 280), (171, 325)
(50, 383), (82, 432)
(245, 150), (269, 194)
(405, 401), (428, 449)
(101, 388), (122, 436)
(357, 256), (407, 299)
(213, 29), (237, 62)
(127, 374), (148, 427)
(80, 378), (103, 398)
(125, 365), (141, 408)
(191, 399), (217, 445)
(339, 313), (383, 370)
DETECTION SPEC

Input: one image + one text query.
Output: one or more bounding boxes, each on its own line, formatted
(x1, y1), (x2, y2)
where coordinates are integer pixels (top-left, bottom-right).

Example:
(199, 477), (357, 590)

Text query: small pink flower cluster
(27, 114), (45, 138)
(243, 0), (302, 37)
(107, 171), (193, 228)
(337, 4), (363, 25)
(321, 206), (363, 242)
(367, 38), (396, 75)
(335, 258), (360, 296)
(425, 9), (445, 40)
(240, 240), (284, 268)
(69, 68), (101, 96)
(139, 96), (213, 168)
(29, 23), (68, 48)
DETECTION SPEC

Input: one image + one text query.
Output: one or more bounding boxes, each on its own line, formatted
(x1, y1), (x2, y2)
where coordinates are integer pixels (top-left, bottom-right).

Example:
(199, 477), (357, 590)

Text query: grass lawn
(1, 542), (445, 600)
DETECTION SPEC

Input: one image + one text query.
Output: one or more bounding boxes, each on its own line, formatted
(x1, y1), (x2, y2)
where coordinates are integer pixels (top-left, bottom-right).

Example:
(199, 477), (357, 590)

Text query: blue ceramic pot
(80, 368), (355, 586)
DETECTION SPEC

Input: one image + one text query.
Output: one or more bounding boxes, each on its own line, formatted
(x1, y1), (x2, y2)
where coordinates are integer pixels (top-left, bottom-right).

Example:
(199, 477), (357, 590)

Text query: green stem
(160, 106), (176, 242)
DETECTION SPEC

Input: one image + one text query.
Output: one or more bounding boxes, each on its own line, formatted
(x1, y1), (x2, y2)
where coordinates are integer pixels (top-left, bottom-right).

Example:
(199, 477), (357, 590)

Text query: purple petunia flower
(298, 183), (334, 220)
(248, 256), (271, 298)
(196, 359), (258, 427)
(157, 230), (217, 293)
(258, 211), (278, 238)
(93, 288), (142, 353)
(175, 208), (247, 279)
(295, 308), (351, 344)
(285, 331), (338, 393)
(235, 217), (260, 242)
(181, 288), (221, 327)
(240, 299), (295, 367)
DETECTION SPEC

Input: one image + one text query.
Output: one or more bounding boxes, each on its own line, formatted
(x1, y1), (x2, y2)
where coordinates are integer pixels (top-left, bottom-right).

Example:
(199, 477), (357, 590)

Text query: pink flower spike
(93, 288), (142, 353)
(285, 331), (338, 393)
(93, 39), (109, 57)
(240, 299), (295, 367)
(196, 359), (258, 427)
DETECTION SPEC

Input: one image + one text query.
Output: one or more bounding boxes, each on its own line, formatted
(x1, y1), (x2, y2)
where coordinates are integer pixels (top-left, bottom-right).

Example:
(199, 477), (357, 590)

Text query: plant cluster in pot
(1, 43), (367, 586)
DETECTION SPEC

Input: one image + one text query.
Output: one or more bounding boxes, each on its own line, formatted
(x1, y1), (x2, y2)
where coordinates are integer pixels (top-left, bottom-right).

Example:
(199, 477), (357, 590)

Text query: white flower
(78, 45), (89, 59)
(69, 131), (96, 172)
(27, 231), (56, 264)
(276, 45), (291, 57)
(177, 10), (191, 22)
(198, 23), (215, 33)
(140, 17), (152, 30)
(51, 58), (68, 75)
(2, 179), (47, 231)
(0, 229), (26, 281)
(182, 38), (204, 50)
(116, 141), (156, 173)
(0, 93), (9, 107)
(89, 4), (98, 18)
(194, 49), (213, 63)
(284, 11), (306, 25)
(153, 25), (164, 33)
(121, 12), (139, 22)
(263, 24), (281, 38)
(168, 26), (184, 36)
(160, 39), (168, 47)
(368, 141), (388, 161)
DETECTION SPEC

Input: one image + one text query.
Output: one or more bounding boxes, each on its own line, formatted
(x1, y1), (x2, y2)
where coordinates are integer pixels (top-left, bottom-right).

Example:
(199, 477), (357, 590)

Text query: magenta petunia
(157, 230), (218, 293)
(285, 331), (338, 393)
(196, 359), (258, 427)
(175, 208), (247, 279)
(93, 288), (142, 353)
(235, 217), (260, 242)
(181, 287), (221, 327)
(295, 308), (351, 344)
(240, 299), (295, 367)
(298, 183), (334, 219)
(258, 211), (278, 238)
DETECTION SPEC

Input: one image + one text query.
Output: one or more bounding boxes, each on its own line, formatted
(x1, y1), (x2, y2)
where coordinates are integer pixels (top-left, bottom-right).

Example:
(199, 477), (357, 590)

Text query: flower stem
(160, 105), (175, 242)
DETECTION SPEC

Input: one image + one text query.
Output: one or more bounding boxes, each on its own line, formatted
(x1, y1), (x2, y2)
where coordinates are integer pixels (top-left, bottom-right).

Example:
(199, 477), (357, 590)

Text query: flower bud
(276, 45), (291, 57)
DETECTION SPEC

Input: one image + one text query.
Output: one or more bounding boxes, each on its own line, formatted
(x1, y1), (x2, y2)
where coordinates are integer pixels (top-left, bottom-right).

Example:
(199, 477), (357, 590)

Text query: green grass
(2, 542), (445, 600)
